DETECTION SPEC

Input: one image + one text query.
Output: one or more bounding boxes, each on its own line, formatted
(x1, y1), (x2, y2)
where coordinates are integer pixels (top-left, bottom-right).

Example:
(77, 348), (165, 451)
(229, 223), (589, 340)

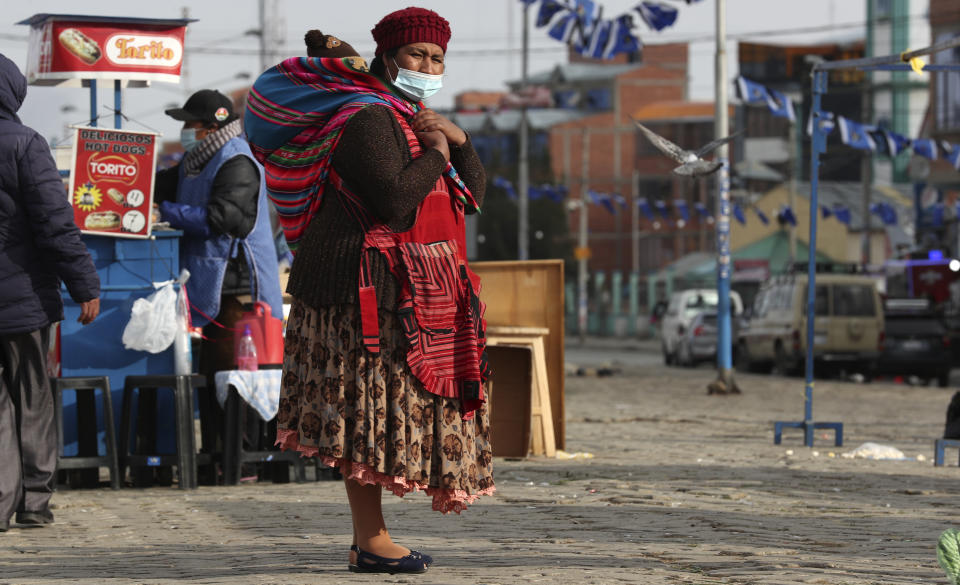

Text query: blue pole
(709, 0), (737, 394)
(805, 70), (828, 446)
(716, 159), (732, 371)
(114, 79), (122, 129)
(89, 80), (97, 127)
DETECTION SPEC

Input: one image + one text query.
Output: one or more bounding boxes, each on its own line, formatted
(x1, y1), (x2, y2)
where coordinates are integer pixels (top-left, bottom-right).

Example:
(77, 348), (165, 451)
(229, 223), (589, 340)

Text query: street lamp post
(518, 2), (530, 261)
(709, 0), (740, 395)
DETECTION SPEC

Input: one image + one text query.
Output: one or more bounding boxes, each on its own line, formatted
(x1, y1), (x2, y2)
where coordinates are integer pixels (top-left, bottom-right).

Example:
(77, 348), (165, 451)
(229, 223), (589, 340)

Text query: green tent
(654, 230), (836, 285)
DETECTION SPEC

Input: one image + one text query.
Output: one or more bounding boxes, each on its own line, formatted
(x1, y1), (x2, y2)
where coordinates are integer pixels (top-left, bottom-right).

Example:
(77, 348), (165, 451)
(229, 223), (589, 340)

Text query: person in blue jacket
(0, 53), (101, 532)
(154, 90), (282, 436)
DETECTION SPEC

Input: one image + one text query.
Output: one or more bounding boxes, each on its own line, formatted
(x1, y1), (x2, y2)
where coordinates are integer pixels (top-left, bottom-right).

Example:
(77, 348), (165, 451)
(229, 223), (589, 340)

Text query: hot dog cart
(17, 14), (195, 459)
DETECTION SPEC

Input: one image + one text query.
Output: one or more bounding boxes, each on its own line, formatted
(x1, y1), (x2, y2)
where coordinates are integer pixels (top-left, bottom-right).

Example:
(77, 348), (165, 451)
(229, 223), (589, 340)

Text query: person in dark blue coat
(0, 53), (100, 532)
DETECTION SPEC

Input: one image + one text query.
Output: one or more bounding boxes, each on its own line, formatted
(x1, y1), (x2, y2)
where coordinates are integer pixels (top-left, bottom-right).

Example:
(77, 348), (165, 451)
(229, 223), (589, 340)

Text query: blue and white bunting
(573, 0), (599, 30)
(609, 14), (642, 56)
(869, 202), (898, 226)
(778, 205), (797, 227)
(528, 0), (690, 60)
(589, 190), (617, 215)
(547, 184), (568, 203)
(637, 198), (656, 221)
(613, 193), (628, 210)
(867, 128), (909, 158)
(911, 138), (938, 160)
(943, 142), (960, 170)
(580, 18), (612, 59)
(693, 202), (709, 218)
(535, 0), (568, 27)
(635, 1), (678, 31)
(736, 76), (770, 106)
(883, 204), (898, 226)
(753, 207), (769, 225)
(732, 203), (746, 225)
(547, 12), (583, 44)
(493, 176), (518, 200)
(837, 116), (876, 151)
(887, 131), (910, 156)
(674, 199), (689, 221)
(820, 205), (832, 220)
(806, 111), (836, 137)
(577, 12), (641, 59)
(765, 88), (795, 122)
(868, 128), (893, 157)
(833, 205), (852, 226)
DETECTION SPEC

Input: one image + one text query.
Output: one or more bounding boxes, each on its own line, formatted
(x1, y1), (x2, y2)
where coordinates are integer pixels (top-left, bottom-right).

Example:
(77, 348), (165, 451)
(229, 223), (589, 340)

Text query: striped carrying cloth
(244, 56), (478, 251)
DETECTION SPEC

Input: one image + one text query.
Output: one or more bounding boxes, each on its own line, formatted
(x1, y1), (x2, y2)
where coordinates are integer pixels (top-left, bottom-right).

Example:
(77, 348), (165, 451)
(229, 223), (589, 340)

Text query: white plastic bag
(122, 281), (178, 353)
(841, 442), (906, 460)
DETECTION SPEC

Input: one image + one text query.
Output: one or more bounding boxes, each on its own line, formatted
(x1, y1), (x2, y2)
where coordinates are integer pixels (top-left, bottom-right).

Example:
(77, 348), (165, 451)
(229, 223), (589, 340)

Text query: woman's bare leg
(344, 478), (410, 562)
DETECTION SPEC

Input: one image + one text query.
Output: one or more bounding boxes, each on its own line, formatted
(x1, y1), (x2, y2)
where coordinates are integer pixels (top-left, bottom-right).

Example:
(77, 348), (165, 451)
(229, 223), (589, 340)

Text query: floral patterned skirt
(276, 300), (495, 514)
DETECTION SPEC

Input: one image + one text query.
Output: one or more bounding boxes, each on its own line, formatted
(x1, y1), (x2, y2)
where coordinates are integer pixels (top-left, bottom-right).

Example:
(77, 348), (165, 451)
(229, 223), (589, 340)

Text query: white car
(660, 288), (743, 366)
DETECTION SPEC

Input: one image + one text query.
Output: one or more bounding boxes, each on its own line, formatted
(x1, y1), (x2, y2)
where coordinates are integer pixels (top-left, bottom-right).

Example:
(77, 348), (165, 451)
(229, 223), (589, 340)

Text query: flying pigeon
(634, 120), (740, 177)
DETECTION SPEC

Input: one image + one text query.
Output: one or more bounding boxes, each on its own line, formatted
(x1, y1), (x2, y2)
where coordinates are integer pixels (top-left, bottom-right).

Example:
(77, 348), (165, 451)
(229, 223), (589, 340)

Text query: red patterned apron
(329, 111), (490, 419)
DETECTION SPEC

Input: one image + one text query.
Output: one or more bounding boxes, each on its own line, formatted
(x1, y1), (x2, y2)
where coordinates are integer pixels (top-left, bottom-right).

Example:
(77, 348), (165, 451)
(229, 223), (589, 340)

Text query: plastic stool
(52, 376), (120, 490)
(221, 384), (306, 485)
(119, 375), (206, 490)
(935, 438), (960, 466)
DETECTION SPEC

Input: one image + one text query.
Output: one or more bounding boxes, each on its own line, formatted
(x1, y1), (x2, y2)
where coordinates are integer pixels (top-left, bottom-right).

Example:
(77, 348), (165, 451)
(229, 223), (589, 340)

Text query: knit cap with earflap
(371, 6), (451, 56)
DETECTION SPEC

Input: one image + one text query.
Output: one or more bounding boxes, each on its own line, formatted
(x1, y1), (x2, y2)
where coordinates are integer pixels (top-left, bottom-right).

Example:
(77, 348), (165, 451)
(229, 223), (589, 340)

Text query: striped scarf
(244, 56), (478, 251)
(183, 119), (243, 176)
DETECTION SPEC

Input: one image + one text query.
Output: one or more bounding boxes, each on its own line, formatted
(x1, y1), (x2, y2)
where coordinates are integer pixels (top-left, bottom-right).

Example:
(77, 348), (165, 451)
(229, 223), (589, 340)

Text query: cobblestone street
(2, 339), (958, 584)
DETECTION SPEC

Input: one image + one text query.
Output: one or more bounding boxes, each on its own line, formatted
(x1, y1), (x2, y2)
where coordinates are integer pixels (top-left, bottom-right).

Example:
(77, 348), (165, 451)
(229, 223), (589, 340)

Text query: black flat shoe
(16, 509), (54, 526)
(349, 544), (432, 566)
(348, 546), (429, 574)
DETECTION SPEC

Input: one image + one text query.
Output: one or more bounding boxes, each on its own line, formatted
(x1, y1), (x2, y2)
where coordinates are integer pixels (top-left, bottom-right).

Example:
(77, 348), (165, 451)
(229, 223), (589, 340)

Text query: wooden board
(472, 260), (565, 450)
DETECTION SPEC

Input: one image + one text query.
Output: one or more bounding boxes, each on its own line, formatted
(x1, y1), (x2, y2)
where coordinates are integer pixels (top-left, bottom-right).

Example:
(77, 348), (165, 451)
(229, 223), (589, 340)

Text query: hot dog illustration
(84, 211), (121, 231)
(58, 28), (102, 65)
(107, 188), (125, 206)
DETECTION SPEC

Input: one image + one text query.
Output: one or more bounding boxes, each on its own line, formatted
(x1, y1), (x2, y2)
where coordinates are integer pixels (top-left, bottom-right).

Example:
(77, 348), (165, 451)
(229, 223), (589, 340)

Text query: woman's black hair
(370, 48), (399, 78)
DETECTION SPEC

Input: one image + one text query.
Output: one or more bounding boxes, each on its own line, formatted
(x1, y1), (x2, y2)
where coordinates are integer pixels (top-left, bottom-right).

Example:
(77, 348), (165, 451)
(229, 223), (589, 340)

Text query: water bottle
(236, 324), (259, 371)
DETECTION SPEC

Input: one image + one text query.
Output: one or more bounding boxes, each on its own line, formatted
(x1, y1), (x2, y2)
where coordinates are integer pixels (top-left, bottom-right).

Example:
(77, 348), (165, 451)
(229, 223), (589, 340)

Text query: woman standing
(245, 8), (493, 574)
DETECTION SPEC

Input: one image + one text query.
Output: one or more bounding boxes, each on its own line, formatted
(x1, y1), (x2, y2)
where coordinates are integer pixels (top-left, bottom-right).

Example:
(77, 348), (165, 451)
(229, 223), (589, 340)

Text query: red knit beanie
(371, 6), (451, 57)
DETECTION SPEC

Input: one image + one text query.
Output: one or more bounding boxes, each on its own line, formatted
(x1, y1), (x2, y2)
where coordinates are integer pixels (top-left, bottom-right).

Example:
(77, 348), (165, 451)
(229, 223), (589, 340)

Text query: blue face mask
(391, 58), (443, 101)
(180, 128), (200, 152)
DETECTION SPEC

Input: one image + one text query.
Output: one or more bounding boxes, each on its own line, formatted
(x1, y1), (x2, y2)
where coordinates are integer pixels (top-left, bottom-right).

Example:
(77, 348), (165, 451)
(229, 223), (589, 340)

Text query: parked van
(735, 272), (884, 376)
(660, 288), (743, 365)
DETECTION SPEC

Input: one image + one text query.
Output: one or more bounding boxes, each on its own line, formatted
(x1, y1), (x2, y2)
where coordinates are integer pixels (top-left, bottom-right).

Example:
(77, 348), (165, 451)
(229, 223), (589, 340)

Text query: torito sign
(17, 14), (194, 85)
(68, 127), (158, 238)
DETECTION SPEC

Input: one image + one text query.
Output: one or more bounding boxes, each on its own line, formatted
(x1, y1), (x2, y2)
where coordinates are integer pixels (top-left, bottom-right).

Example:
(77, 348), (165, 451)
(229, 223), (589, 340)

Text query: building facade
(867, 0), (931, 184)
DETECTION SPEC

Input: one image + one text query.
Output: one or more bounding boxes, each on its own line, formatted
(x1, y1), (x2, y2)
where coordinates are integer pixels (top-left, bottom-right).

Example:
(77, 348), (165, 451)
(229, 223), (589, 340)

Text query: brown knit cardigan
(286, 104), (486, 310)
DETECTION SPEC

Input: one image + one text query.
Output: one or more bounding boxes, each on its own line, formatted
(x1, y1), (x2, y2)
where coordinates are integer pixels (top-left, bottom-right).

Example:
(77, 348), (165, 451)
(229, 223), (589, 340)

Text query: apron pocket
(400, 240), (464, 334)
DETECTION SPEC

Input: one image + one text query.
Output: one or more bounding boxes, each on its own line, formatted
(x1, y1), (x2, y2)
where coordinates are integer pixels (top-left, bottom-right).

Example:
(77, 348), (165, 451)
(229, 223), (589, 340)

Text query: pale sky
(0, 0), (885, 144)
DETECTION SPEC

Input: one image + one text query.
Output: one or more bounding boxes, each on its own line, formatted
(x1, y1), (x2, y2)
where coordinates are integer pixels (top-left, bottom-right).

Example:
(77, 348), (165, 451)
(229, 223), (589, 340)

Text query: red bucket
(234, 301), (284, 367)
